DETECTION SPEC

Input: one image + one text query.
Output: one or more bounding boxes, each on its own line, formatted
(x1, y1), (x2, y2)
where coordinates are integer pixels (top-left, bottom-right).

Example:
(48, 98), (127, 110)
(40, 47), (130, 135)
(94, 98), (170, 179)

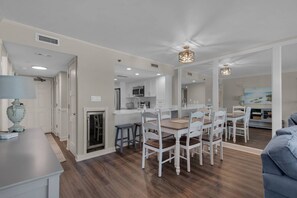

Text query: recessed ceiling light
(135, 73), (139, 76)
(32, 66), (47, 70)
(114, 78), (117, 81)
(127, 67), (132, 71)
(192, 80), (196, 83)
(157, 73), (161, 76)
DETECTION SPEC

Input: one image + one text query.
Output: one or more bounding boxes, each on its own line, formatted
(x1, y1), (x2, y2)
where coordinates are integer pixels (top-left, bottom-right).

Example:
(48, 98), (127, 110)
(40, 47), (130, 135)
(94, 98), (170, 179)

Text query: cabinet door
(126, 83), (132, 97)
(144, 80), (150, 96)
(150, 79), (156, 97)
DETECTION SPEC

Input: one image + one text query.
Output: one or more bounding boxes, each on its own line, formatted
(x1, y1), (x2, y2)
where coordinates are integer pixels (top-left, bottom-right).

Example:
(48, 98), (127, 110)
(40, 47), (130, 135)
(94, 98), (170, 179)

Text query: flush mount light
(220, 64), (232, 76)
(32, 66), (47, 70)
(157, 73), (161, 76)
(126, 67), (132, 71)
(192, 80), (196, 83)
(135, 73), (139, 76)
(179, 45), (195, 64)
(114, 78), (117, 81)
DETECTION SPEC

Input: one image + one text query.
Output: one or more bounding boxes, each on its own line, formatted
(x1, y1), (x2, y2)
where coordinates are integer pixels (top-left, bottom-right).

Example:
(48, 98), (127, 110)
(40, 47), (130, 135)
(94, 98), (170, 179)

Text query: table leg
(174, 133), (181, 175)
(233, 119), (236, 143)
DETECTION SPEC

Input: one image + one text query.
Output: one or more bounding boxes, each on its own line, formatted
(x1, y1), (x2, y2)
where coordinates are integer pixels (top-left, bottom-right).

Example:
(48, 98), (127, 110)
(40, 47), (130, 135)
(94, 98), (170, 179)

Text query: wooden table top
(227, 112), (245, 118)
(160, 118), (212, 130)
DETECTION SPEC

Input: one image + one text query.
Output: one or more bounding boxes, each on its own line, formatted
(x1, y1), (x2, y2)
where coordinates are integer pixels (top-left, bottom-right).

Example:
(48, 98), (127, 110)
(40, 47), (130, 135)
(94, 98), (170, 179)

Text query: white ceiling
(1, 1), (297, 78)
(114, 64), (161, 82)
(3, 42), (75, 77)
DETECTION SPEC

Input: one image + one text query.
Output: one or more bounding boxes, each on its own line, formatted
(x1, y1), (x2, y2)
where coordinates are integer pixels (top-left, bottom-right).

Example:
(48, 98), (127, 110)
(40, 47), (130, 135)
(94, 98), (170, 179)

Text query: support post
(212, 60), (219, 111)
(177, 68), (182, 118)
(272, 46), (282, 136)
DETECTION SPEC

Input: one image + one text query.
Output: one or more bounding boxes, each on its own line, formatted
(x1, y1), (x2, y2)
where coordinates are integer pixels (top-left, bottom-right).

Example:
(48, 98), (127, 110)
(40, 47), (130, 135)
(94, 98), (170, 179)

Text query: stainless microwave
(132, 86), (144, 97)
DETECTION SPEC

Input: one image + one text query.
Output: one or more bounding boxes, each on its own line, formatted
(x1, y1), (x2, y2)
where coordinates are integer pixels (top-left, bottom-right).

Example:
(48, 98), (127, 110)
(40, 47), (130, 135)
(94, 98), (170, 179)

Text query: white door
(22, 78), (53, 133)
(68, 60), (77, 155)
(54, 77), (61, 136)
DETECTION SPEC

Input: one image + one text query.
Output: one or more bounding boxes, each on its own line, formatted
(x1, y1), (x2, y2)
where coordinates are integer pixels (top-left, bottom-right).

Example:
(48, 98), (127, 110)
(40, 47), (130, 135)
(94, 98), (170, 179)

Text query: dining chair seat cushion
(180, 136), (200, 146)
(202, 134), (221, 142)
(145, 139), (175, 149)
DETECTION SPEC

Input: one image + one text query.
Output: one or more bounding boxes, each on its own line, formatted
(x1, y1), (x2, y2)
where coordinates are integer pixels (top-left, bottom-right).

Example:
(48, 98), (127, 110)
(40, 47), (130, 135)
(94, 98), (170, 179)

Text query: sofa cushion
(288, 112), (297, 126)
(287, 134), (297, 159)
(267, 134), (297, 180)
(263, 173), (297, 198)
(261, 137), (284, 176)
(276, 126), (297, 136)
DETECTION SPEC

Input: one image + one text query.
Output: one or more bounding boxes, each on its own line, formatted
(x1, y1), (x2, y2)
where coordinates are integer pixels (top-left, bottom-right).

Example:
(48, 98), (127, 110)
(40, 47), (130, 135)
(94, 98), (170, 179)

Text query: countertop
(114, 107), (179, 115)
(113, 104), (205, 115)
(0, 128), (64, 190)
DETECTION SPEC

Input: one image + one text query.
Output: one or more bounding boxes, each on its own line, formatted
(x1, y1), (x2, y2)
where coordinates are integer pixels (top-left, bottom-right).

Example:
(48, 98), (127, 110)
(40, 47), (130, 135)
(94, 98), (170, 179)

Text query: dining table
(160, 118), (212, 175)
(226, 112), (245, 143)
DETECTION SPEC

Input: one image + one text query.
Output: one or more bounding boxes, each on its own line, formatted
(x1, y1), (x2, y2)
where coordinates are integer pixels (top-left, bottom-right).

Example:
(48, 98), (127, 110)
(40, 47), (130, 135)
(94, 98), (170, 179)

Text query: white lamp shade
(0, 75), (36, 99)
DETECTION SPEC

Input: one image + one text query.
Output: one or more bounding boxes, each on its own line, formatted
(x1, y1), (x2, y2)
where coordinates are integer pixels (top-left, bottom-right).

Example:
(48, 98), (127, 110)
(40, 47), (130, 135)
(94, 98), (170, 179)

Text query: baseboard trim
(223, 142), (263, 155)
(75, 147), (116, 162)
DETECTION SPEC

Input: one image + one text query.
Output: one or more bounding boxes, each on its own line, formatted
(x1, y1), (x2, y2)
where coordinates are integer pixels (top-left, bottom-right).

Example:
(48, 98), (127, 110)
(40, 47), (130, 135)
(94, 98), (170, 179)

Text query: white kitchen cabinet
(126, 83), (133, 97)
(149, 78), (156, 97)
(156, 75), (172, 107)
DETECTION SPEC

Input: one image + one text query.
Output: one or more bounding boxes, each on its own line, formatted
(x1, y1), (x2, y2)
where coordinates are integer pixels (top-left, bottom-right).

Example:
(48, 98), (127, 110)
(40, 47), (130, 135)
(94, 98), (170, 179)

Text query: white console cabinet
(0, 128), (63, 198)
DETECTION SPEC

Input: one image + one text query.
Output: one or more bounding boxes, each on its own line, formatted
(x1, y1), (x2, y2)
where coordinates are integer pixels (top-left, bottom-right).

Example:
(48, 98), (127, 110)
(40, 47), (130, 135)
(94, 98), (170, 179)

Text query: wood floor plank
(53, 134), (264, 198)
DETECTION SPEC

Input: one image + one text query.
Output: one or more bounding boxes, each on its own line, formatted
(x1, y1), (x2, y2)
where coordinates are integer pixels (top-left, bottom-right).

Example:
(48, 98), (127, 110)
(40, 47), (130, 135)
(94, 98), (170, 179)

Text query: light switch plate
(91, 96), (101, 102)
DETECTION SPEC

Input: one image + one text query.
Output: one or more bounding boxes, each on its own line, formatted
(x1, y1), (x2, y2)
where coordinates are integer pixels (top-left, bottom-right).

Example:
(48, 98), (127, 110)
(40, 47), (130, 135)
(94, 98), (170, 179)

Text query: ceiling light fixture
(192, 80), (196, 83)
(179, 45), (195, 63)
(157, 73), (161, 76)
(114, 78), (117, 81)
(126, 67), (132, 71)
(220, 64), (232, 76)
(135, 73), (139, 76)
(32, 66), (47, 70)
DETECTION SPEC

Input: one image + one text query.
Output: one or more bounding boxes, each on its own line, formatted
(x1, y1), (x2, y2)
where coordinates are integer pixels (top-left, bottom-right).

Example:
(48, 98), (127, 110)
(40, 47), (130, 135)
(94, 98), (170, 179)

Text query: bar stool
(115, 124), (134, 153)
(133, 122), (142, 148)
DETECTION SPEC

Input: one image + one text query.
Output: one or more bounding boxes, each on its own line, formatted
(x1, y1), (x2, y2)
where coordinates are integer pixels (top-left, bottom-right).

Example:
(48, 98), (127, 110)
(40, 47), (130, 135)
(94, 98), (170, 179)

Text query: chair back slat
(141, 111), (162, 144)
(245, 107), (251, 126)
(211, 111), (226, 137)
(188, 111), (204, 138)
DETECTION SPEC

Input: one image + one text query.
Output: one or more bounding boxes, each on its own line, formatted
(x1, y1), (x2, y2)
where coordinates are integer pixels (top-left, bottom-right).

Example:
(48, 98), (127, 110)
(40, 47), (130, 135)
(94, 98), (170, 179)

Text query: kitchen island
(114, 104), (205, 125)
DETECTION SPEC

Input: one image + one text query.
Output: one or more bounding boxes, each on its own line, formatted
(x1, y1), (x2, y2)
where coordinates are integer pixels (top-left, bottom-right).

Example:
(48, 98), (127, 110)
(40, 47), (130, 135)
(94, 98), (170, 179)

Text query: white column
(212, 60), (219, 111)
(272, 46), (282, 136)
(177, 68), (182, 118)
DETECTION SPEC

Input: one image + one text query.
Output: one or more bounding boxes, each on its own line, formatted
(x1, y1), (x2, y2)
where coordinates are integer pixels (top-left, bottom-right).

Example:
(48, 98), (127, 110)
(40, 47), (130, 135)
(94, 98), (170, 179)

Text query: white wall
(0, 41), (14, 131)
(186, 83), (205, 104)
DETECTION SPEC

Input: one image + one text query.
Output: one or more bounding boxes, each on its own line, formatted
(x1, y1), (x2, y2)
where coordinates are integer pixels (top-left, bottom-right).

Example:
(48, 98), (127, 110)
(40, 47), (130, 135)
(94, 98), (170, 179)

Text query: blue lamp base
(6, 99), (26, 133)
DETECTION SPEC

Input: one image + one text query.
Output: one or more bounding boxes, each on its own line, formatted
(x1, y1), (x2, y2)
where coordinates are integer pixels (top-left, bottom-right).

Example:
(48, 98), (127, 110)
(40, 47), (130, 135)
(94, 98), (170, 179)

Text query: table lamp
(0, 75), (36, 132)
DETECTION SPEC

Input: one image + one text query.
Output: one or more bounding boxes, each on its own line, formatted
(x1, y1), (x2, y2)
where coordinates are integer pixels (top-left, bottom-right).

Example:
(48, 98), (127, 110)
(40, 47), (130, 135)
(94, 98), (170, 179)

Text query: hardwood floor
(53, 135), (264, 198)
(224, 127), (271, 149)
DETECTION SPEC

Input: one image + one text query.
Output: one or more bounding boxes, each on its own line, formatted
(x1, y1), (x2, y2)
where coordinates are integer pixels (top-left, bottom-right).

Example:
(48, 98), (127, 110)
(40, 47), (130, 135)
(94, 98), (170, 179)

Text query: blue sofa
(261, 125), (297, 198)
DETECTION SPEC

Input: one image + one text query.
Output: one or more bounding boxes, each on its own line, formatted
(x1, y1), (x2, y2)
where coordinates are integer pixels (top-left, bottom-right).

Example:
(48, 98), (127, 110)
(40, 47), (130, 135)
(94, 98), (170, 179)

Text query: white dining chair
(180, 111), (204, 172)
(228, 106), (251, 143)
(141, 111), (175, 177)
(202, 110), (226, 165)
